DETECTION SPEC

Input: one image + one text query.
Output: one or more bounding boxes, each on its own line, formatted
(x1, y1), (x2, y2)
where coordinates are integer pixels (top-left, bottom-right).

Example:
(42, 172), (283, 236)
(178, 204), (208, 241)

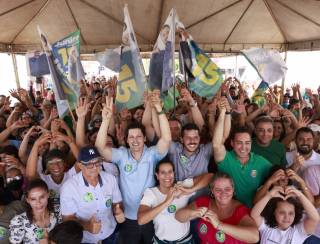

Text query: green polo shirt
(251, 138), (287, 166)
(217, 150), (272, 208)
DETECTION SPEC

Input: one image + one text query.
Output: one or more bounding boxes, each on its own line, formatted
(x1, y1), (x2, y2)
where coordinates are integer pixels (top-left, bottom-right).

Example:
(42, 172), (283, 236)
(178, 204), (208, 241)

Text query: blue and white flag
(115, 4), (147, 111)
(149, 9), (178, 93)
(95, 48), (121, 72)
(241, 47), (287, 85)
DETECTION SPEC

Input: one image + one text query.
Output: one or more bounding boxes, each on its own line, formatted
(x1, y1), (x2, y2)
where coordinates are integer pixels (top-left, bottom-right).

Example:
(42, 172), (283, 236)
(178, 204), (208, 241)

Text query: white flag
(241, 47), (287, 84)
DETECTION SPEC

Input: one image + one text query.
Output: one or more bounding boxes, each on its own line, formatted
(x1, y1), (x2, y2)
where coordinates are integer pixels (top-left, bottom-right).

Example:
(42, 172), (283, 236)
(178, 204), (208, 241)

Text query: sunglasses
(6, 175), (22, 184)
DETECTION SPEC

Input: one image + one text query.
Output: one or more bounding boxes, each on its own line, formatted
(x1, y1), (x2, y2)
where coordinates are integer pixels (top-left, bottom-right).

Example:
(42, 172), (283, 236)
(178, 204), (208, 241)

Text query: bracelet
(215, 220), (221, 230)
(157, 110), (165, 115)
(225, 111), (231, 115)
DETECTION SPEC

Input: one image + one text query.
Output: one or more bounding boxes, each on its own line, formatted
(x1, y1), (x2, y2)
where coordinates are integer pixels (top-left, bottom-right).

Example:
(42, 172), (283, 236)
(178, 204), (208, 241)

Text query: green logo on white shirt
(124, 164), (132, 172)
(199, 223), (207, 234)
(0, 226), (7, 239)
(106, 198), (112, 208)
(167, 204), (176, 213)
(215, 230), (226, 242)
(35, 228), (44, 239)
(84, 192), (94, 202)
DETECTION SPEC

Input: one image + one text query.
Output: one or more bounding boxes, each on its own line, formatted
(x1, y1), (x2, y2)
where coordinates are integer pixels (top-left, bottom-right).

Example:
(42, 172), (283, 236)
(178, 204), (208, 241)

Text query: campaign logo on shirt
(180, 154), (188, 167)
(199, 223), (207, 234)
(124, 164), (133, 172)
(250, 169), (257, 178)
(0, 227), (7, 239)
(167, 204), (176, 213)
(215, 230), (225, 243)
(106, 198), (112, 208)
(83, 192), (94, 202)
(35, 228), (44, 240)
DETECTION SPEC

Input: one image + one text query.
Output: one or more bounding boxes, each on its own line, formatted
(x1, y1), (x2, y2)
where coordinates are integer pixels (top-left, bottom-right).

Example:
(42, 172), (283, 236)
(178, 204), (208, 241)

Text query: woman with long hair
(9, 179), (59, 243)
(251, 185), (319, 244)
(176, 172), (259, 244)
(137, 160), (212, 244)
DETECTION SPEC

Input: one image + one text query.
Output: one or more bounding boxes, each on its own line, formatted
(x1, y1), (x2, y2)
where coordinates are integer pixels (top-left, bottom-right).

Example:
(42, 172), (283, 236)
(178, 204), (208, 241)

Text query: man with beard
(287, 127), (320, 175)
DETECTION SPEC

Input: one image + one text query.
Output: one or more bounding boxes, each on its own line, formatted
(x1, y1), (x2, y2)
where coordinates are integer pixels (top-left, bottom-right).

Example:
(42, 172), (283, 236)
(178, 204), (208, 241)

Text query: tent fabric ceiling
(1, 0), (320, 54)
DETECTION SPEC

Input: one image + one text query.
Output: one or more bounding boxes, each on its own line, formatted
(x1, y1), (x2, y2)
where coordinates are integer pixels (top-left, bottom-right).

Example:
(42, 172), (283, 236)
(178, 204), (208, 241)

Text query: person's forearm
(218, 223), (259, 243)
(158, 112), (171, 143)
(138, 201), (170, 225)
(251, 193), (271, 220)
(175, 208), (195, 223)
(95, 118), (111, 151)
(26, 146), (40, 180)
(223, 113), (231, 143)
(0, 126), (15, 144)
(142, 104), (156, 142)
(192, 173), (213, 192)
(18, 135), (30, 164)
(151, 108), (161, 138)
(315, 196), (320, 208)
(253, 182), (272, 205)
(76, 117), (88, 147)
(299, 193), (319, 222)
(212, 109), (226, 147)
(189, 104), (205, 131)
(68, 141), (79, 159)
(245, 107), (263, 124)
(6, 112), (18, 128)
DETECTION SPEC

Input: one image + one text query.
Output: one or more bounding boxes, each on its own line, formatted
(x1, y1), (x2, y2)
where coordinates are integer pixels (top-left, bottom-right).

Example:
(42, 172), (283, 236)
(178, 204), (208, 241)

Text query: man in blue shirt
(96, 92), (171, 244)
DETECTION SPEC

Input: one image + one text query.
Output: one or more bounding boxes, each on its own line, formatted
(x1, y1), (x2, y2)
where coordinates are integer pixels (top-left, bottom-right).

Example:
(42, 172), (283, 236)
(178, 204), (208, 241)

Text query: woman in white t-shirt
(251, 185), (320, 244)
(137, 160), (212, 244)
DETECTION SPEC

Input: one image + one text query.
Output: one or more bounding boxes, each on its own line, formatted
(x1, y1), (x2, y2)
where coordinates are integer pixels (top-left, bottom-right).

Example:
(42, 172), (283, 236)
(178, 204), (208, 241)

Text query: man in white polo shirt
(60, 146), (124, 244)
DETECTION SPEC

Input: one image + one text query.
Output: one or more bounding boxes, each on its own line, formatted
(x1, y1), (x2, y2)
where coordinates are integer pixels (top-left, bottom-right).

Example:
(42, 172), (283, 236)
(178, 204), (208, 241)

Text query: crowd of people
(0, 76), (320, 244)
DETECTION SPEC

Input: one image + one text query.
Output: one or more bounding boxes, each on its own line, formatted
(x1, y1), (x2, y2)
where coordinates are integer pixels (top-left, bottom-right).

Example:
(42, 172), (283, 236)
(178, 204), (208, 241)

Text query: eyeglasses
(81, 160), (102, 169)
(6, 175), (22, 184)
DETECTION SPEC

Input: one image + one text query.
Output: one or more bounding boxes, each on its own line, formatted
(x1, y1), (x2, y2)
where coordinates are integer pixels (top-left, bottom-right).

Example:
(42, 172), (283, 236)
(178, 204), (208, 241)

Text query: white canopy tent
(0, 0), (320, 54)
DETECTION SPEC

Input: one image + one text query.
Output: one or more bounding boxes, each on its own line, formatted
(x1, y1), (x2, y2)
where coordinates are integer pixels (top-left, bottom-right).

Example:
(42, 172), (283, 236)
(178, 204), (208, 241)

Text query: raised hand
(76, 97), (90, 119)
(9, 89), (20, 99)
(267, 169), (286, 185)
(268, 185), (285, 199)
(101, 95), (113, 121)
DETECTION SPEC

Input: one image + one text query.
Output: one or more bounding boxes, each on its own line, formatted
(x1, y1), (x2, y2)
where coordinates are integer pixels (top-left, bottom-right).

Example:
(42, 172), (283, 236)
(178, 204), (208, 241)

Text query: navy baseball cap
(78, 146), (101, 163)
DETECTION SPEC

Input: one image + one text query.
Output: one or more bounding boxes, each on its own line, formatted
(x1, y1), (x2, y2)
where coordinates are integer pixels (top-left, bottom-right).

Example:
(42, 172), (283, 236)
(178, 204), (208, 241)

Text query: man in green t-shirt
(212, 98), (272, 207)
(251, 116), (287, 166)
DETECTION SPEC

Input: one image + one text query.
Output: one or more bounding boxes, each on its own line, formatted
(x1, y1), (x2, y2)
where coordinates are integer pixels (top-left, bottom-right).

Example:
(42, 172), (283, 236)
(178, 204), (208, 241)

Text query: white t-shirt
(259, 218), (309, 244)
(140, 181), (194, 241)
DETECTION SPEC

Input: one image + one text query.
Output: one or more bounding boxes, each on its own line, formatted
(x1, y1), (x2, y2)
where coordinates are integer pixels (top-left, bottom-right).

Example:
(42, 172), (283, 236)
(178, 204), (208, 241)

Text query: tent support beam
(0, 0), (35, 17)
(65, 0), (87, 45)
(273, 0), (320, 28)
(79, 0), (152, 43)
(186, 0), (244, 29)
(263, 0), (287, 43)
(224, 0), (255, 45)
(155, 0), (165, 43)
(11, 53), (20, 89)
(10, 0), (51, 44)
(280, 45), (287, 104)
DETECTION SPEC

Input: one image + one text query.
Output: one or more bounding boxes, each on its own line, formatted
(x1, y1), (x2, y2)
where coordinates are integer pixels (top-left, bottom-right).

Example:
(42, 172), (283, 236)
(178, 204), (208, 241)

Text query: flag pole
(67, 101), (76, 125)
(172, 8), (176, 117)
